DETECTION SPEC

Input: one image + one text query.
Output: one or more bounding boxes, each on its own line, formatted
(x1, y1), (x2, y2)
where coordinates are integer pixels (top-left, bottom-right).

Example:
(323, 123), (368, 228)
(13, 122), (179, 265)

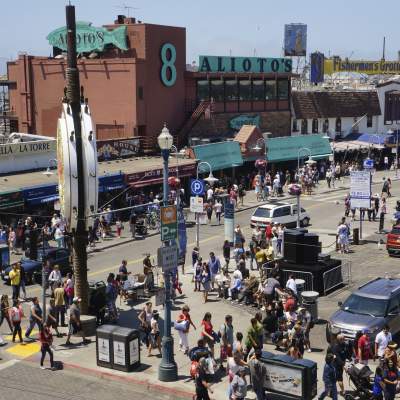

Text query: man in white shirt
(375, 325), (392, 358)
(285, 274), (297, 295)
(206, 187), (214, 202)
(51, 214), (61, 228)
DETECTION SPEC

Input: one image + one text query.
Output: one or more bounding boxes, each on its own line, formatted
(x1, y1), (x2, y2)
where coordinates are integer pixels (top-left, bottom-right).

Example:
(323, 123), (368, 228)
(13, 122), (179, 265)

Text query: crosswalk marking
(6, 342), (40, 358)
(0, 359), (20, 370)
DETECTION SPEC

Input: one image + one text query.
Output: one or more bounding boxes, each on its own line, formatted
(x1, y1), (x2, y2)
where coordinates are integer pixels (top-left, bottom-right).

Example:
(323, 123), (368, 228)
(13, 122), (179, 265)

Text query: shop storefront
(0, 189), (25, 225)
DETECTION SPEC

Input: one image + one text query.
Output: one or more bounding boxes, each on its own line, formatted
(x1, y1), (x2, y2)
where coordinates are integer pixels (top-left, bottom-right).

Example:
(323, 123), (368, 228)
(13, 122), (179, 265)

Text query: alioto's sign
(47, 22), (128, 53)
(199, 55), (292, 74)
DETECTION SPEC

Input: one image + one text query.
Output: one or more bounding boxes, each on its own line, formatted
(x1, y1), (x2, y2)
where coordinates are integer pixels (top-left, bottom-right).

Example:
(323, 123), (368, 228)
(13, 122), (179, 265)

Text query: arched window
(323, 119), (329, 133)
(301, 119), (308, 134)
(312, 119), (319, 133)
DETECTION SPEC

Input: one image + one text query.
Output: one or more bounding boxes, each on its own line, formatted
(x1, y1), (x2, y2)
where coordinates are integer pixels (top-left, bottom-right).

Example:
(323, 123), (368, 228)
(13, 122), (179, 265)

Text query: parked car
(386, 225), (400, 256)
(250, 202), (310, 229)
(1, 247), (71, 285)
(326, 277), (400, 343)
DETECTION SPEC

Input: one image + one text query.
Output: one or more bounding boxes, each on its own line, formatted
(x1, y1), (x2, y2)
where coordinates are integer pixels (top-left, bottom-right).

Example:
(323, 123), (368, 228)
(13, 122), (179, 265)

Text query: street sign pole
(191, 178), (205, 251)
(196, 195), (200, 250)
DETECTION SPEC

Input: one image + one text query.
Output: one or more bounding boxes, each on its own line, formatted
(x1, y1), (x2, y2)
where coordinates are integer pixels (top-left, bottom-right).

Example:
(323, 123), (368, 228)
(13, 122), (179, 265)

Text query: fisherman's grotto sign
(46, 21), (128, 53)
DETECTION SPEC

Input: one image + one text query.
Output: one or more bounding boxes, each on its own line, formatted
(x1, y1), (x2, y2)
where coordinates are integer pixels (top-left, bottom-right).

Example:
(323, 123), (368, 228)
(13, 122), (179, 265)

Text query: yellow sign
(325, 58), (400, 75)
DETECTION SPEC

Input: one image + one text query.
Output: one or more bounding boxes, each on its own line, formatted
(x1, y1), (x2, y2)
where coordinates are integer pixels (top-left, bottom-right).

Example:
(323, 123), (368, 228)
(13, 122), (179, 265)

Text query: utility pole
(65, 5), (89, 313)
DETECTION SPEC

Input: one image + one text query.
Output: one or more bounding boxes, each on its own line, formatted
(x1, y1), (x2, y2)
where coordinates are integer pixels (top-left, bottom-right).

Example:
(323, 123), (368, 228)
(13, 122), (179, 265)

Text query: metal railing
(263, 265), (314, 292)
(323, 260), (352, 295)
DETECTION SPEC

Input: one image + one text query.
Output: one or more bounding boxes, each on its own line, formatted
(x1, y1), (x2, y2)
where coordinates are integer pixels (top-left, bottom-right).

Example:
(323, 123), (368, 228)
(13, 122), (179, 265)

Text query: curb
(92, 176), (399, 253)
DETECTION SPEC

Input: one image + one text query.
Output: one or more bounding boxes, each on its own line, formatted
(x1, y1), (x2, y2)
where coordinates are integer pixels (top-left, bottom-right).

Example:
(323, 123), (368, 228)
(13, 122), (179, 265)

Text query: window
(292, 119), (299, 132)
(335, 118), (342, 133)
(367, 115), (373, 128)
(277, 80), (289, 100)
(225, 80), (238, 101)
(280, 206), (291, 216)
(253, 208), (271, 218)
(272, 208), (283, 218)
(210, 80), (224, 102)
(384, 91), (400, 124)
(312, 119), (319, 133)
(301, 119), (308, 134)
(293, 206), (306, 214)
(197, 80), (210, 101)
(265, 80), (277, 100)
(239, 80), (251, 101)
(341, 294), (388, 317)
(323, 119), (329, 133)
(253, 80), (264, 101)
(138, 86), (144, 100)
(388, 297), (400, 314)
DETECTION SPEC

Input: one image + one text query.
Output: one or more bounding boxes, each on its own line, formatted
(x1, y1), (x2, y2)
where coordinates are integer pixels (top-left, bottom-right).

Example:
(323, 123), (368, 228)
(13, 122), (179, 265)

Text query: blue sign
(224, 202), (235, 244)
(191, 179), (205, 196)
(363, 158), (374, 169)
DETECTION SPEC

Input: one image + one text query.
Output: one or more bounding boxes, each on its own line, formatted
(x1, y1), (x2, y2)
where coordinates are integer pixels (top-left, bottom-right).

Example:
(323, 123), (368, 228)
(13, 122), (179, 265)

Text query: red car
(387, 225), (400, 256)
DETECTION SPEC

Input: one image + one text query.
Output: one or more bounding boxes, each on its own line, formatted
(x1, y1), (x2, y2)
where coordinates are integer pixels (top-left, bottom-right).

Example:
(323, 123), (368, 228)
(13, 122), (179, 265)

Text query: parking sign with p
(190, 179), (205, 196)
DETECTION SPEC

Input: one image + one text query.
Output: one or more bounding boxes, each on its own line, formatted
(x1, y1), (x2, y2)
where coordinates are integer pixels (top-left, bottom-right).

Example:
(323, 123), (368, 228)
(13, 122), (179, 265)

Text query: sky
(0, 0), (399, 74)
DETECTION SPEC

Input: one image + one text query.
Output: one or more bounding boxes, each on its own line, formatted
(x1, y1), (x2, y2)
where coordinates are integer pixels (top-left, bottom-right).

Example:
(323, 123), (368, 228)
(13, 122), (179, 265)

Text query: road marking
(4, 329), (38, 341)
(0, 359), (20, 370)
(6, 342), (40, 358)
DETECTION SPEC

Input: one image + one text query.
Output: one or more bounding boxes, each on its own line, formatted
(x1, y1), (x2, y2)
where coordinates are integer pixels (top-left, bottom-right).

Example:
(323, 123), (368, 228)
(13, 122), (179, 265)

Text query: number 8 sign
(160, 43), (177, 87)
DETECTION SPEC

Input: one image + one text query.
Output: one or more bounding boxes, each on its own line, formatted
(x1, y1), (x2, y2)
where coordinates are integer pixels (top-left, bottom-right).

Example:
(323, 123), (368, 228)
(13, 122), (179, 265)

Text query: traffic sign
(190, 179), (205, 196)
(190, 196), (204, 213)
(160, 205), (177, 241)
(157, 245), (178, 272)
(363, 158), (374, 169)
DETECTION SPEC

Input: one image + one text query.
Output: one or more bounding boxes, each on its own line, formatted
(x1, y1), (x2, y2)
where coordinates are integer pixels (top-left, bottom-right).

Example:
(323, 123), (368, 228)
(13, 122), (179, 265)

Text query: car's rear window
(253, 208), (271, 218)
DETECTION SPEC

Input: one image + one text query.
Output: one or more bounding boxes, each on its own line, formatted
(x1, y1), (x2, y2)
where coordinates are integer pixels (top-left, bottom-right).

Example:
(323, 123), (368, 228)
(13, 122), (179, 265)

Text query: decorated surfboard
(80, 102), (98, 230)
(57, 103), (79, 231)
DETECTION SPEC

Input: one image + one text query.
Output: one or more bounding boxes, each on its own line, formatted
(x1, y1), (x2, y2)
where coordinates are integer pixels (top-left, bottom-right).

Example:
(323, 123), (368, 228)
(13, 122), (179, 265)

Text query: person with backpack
(194, 357), (214, 400)
(9, 299), (24, 343)
(25, 297), (43, 339)
(39, 322), (54, 370)
(249, 349), (267, 400)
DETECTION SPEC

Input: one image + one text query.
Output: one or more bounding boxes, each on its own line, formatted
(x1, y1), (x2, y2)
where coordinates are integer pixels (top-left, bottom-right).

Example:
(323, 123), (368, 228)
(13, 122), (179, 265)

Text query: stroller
(343, 362), (373, 400)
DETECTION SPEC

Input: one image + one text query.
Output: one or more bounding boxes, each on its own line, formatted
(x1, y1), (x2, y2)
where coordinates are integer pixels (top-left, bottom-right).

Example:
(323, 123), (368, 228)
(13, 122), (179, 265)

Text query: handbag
(211, 331), (220, 343)
(174, 320), (189, 331)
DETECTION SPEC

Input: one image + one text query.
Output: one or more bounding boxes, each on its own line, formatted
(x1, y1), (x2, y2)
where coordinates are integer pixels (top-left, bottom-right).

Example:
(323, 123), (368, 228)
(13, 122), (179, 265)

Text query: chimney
(114, 15), (125, 24)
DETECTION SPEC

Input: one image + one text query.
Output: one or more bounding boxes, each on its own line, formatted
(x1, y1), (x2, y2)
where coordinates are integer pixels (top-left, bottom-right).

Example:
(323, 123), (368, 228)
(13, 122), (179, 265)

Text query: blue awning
(22, 184), (58, 205)
(192, 141), (243, 172)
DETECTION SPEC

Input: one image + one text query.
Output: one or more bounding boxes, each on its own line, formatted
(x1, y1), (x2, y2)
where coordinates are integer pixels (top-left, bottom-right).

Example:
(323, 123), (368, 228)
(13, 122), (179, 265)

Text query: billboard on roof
(284, 24), (307, 57)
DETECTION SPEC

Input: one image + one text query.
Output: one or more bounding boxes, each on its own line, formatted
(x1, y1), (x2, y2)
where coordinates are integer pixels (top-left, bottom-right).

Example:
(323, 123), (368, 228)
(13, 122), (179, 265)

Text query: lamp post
(196, 161), (218, 251)
(157, 124), (178, 382)
(42, 159), (58, 177)
(170, 145), (180, 209)
(296, 147), (313, 229)
(387, 129), (397, 177)
(253, 134), (272, 179)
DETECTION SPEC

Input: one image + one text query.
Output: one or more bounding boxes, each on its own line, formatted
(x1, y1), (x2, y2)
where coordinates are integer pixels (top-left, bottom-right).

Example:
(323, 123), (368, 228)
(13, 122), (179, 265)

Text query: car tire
(301, 217), (310, 227)
(325, 325), (331, 343)
(26, 273), (33, 285)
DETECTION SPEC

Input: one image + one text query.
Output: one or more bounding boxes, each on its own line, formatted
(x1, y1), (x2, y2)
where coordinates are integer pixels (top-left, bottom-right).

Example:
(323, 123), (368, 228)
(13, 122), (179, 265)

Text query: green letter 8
(160, 43), (177, 87)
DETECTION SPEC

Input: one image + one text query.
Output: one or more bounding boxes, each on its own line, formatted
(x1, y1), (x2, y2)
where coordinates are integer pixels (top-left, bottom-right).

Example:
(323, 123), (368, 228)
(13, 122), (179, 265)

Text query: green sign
(230, 114), (260, 130)
(160, 205), (177, 241)
(199, 55), (292, 74)
(46, 21), (128, 53)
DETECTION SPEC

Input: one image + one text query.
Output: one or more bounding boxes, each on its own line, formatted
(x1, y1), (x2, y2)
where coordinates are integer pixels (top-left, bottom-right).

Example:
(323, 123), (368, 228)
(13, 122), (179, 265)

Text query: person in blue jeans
(318, 353), (337, 400)
(25, 297), (43, 339)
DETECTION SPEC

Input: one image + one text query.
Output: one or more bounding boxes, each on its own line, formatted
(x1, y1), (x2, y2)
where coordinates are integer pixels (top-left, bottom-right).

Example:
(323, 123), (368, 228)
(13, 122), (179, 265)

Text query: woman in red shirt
(201, 312), (215, 358)
(40, 322), (54, 370)
(176, 305), (196, 354)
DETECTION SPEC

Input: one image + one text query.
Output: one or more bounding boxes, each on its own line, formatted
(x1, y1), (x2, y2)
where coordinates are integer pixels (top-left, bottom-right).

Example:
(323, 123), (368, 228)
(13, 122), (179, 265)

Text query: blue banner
(177, 208), (187, 264)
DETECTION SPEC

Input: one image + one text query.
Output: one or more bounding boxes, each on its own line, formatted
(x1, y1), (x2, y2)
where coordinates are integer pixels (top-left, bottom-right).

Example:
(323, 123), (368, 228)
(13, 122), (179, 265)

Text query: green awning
(266, 134), (332, 163)
(193, 141), (243, 172)
(0, 189), (24, 209)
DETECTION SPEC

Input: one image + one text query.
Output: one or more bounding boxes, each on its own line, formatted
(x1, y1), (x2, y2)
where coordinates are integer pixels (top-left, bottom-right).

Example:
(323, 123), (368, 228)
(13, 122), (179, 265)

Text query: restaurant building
(5, 16), (296, 152)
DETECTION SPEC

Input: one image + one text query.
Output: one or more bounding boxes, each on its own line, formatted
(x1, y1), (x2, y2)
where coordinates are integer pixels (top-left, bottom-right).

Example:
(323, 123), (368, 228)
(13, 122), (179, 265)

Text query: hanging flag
(177, 208), (187, 265)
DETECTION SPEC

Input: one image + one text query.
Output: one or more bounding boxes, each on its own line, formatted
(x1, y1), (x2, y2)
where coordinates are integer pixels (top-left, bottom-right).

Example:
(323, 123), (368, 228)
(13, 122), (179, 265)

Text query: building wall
(376, 83), (400, 133)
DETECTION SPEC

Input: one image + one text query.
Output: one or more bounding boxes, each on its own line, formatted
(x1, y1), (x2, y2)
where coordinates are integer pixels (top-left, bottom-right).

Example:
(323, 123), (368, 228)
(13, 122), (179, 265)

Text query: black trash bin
(353, 228), (359, 245)
(112, 327), (141, 372)
(96, 325), (117, 369)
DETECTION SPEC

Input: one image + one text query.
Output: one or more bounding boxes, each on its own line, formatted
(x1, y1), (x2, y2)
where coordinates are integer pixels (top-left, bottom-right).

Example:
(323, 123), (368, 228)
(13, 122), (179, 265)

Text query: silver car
(326, 278), (400, 342)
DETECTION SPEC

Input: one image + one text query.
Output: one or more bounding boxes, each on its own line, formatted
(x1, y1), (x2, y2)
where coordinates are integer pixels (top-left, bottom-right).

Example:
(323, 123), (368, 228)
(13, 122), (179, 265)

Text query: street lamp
(157, 124), (178, 382)
(387, 129), (397, 177)
(170, 145), (180, 209)
(296, 147), (312, 229)
(196, 161), (217, 250)
(42, 159), (58, 177)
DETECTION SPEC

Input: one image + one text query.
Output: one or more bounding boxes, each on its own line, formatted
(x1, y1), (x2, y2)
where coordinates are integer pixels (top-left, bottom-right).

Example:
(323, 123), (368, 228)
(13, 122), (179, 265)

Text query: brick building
(4, 16), (296, 151)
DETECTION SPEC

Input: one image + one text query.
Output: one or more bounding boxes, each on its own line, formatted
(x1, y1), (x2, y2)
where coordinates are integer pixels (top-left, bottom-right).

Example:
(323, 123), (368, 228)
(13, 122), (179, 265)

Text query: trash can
(96, 324), (117, 369)
(295, 279), (305, 300)
(353, 228), (359, 245)
(112, 327), (141, 372)
(301, 291), (319, 322)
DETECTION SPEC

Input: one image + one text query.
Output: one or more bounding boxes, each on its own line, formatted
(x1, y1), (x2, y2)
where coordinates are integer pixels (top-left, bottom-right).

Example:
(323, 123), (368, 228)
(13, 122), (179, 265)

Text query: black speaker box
(284, 229), (304, 264)
(302, 233), (319, 264)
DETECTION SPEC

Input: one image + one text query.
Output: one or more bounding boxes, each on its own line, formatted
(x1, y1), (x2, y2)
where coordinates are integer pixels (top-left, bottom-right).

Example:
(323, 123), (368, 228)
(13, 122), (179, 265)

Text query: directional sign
(160, 205), (177, 241)
(190, 179), (205, 196)
(157, 245), (178, 272)
(363, 158), (374, 169)
(190, 196), (204, 213)
(350, 171), (371, 209)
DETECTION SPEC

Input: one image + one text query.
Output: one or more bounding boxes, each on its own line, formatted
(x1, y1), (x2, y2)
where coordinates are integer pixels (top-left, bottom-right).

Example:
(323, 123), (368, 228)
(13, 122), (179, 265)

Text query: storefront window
(265, 80), (277, 100)
(225, 80), (238, 101)
(253, 80), (264, 101)
(277, 80), (289, 100)
(239, 80), (251, 101)
(210, 80), (224, 102)
(197, 80), (210, 101)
